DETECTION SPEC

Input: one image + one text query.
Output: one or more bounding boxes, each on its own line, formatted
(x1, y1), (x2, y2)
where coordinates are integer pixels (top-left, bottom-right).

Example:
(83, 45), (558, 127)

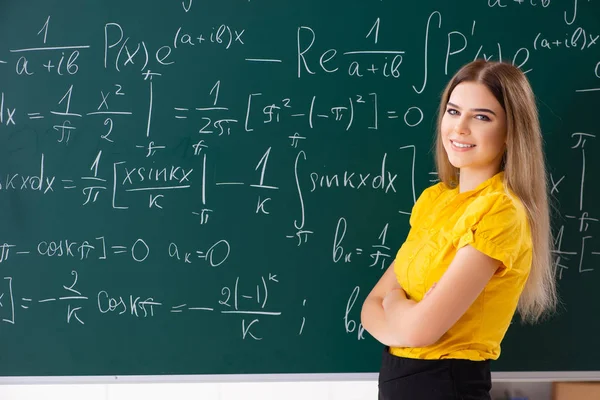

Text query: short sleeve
(452, 193), (528, 276)
(409, 183), (445, 228)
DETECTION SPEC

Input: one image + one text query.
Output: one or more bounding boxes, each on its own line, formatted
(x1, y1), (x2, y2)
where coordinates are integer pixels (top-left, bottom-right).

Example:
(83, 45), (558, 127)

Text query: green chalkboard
(0, 0), (599, 378)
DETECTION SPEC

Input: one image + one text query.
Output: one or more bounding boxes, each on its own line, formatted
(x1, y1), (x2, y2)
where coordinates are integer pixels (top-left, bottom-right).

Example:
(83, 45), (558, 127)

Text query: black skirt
(378, 347), (492, 400)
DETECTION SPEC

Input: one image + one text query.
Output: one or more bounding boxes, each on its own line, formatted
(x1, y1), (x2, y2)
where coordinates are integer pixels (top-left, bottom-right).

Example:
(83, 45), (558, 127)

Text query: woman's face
(441, 82), (507, 175)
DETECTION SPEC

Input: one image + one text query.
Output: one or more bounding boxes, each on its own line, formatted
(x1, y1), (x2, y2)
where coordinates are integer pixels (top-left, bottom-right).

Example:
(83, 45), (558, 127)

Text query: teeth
(452, 140), (475, 148)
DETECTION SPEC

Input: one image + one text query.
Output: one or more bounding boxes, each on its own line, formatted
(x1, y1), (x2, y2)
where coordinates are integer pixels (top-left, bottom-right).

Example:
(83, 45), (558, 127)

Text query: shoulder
(466, 190), (529, 227)
(416, 181), (451, 207)
(455, 190), (532, 254)
(410, 181), (451, 226)
(422, 181), (448, 197)
(453, 190), (532, 274)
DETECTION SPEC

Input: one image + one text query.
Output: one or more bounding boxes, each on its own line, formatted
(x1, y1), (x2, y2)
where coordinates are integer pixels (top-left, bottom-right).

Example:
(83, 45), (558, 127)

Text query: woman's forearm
(383, 295), (421, 347)
(361, 296), (411, 347)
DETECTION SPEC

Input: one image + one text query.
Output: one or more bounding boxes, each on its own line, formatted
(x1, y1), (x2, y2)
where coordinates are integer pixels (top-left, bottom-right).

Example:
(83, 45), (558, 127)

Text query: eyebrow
(447, 102), (497, 117)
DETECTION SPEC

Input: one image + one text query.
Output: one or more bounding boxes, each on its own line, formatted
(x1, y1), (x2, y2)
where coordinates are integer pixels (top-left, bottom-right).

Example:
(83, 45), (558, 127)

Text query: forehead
(448, 82), (503, 111)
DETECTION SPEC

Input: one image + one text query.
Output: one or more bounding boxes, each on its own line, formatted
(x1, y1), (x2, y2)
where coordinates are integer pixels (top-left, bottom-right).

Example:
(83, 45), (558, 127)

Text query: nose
(453, 116), (471, 136)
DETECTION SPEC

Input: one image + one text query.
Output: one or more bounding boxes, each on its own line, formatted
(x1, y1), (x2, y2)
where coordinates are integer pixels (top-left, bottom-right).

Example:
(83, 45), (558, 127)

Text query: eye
(446, 108), (459, 116)
(475, 114), (491, 122)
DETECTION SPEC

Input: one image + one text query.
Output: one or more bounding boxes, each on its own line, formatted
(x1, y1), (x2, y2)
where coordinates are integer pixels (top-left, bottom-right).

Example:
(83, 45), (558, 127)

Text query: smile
(450, 140), (476, 149)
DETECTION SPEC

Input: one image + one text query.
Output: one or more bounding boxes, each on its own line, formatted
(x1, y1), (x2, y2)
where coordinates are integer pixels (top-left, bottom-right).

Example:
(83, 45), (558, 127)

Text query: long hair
(434, 59), (559, 324)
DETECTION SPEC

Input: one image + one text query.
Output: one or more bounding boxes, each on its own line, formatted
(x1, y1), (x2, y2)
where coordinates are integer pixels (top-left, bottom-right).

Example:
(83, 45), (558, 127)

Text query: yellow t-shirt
(390, 171), (533, 361)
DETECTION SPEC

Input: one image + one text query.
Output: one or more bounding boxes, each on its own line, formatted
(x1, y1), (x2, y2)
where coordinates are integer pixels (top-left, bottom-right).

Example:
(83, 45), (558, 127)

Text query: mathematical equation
(0, 271), (297, 341)
(0, 86), (426, 142)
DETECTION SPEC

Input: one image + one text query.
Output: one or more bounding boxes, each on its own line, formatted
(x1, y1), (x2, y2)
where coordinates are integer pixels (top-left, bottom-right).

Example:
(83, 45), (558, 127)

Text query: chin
(446, 155), (464, 169)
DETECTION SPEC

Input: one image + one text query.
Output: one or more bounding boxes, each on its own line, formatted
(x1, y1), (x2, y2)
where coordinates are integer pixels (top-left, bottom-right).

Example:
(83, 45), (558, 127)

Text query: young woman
(361, 59), (558, 399)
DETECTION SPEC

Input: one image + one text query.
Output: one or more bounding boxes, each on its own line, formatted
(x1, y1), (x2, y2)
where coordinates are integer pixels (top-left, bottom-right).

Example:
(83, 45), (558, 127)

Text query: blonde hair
(434, 59), (559, 324)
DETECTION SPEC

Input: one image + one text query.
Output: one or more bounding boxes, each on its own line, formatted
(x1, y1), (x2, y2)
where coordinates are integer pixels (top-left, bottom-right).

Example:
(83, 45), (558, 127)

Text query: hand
(382, 284), (406, 311)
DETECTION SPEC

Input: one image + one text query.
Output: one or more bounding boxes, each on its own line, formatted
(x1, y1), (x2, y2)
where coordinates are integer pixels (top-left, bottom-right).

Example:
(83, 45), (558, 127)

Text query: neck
(458, 167), (501, 193)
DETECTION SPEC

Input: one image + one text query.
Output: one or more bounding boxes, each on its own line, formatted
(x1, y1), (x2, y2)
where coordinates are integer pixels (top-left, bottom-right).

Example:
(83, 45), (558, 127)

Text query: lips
(450, 139), (476, 148)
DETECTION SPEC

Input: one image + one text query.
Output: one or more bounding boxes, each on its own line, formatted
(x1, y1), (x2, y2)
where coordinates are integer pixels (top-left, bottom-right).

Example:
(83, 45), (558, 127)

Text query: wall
(0, 381), (554, 400)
